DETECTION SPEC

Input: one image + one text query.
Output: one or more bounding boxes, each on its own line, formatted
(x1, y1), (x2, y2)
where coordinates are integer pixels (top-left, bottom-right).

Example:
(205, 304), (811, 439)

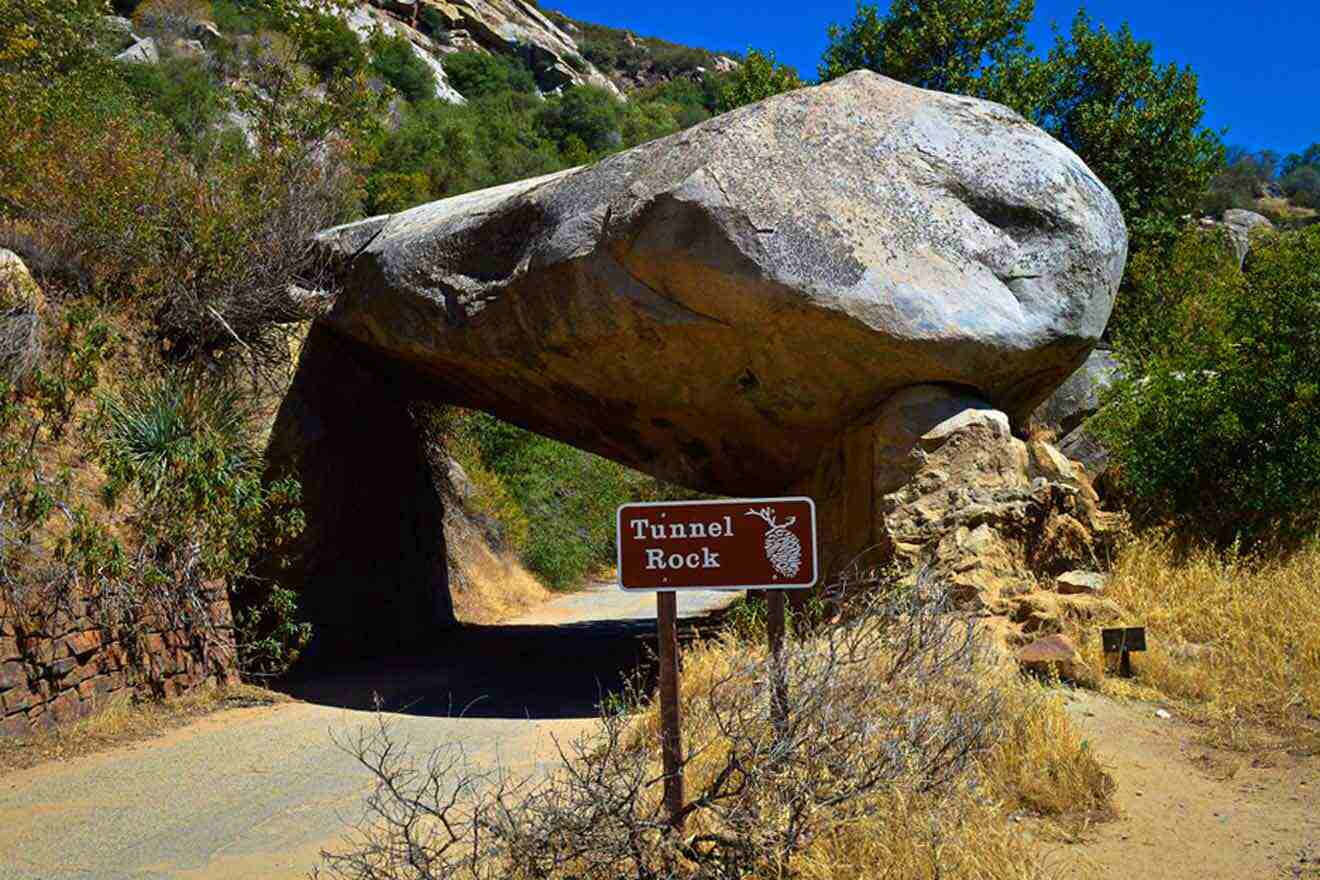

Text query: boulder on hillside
(1031, 348), (1120, 435)
(1222, 208), (1274, 266)
(0, 250), (44, 383)
(314, 71), (1128, 499)
(1200, 208), (1274, 267)
(115, 36), (159, 64)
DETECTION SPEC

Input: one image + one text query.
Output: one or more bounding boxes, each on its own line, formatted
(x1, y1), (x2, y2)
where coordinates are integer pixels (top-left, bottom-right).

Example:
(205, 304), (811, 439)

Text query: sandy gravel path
(0, 585), (737, 880)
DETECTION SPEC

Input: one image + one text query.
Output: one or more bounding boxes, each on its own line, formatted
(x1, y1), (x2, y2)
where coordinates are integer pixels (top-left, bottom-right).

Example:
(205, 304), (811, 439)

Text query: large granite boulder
(315, 71), (1127, 499)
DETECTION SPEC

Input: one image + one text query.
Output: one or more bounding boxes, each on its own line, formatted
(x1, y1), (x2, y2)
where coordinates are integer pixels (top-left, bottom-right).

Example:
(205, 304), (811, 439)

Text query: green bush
(717, 48), (802, 112)
(442, 50), (537, 99)
(1282, 166), (1320, 210)
(297, 11), (364, 80)
(118, 55), (228, 150)
(99, 375), (309, 673)
(368, 31), (435, 103)
(1098, 225), (1320, 543)
(536, 85), (623, 153)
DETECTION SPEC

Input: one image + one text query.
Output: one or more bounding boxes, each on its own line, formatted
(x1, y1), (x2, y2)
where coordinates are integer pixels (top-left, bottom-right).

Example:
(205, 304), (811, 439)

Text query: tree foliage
(368, 31), (436, 103)
(819, 0), (1040, 109)
(1098, 225), (1320, 544)
(1033, 12), (1223, 247)
(818, 3), (1224, 252)
(717, 48), (802, 112)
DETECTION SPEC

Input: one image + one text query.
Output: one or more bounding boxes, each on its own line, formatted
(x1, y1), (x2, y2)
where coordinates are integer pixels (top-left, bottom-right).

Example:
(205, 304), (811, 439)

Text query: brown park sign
(616, 497), (817, 591)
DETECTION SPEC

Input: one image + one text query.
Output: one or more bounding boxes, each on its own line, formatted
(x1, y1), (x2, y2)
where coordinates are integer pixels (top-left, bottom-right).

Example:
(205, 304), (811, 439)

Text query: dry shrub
(1083, 535), (1320, 744)
(132, 0), (212, 37)
(319, 588), (1114, 879)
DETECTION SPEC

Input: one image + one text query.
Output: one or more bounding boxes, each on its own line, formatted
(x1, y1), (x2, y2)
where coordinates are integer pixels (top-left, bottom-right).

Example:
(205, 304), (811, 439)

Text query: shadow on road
(279, 615), (722, 720)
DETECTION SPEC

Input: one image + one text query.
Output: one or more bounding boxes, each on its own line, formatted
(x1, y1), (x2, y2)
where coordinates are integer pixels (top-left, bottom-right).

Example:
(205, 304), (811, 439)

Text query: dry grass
(1257, 196), (1318, 222)
(624, 629), (1115, 879)
(1080, 534), (1320, 751)
(0, 681), (288, 775)
(444, 508), (548, 624)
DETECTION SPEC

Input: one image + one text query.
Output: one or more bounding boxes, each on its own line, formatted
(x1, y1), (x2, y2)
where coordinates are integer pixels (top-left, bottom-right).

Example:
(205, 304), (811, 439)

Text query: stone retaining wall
(0, 584), (238, 739)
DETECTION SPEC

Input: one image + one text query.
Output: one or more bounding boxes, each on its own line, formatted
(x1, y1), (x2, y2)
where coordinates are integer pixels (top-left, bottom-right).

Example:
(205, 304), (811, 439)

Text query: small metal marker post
(656, 590), (685, 830)
(1102, 626), (1148, 678)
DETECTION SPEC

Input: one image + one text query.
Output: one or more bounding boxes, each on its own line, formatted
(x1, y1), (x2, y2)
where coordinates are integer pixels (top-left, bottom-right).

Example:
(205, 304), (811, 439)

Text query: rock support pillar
(264, 325), (455, 662)
(798, 384), (1125, 671)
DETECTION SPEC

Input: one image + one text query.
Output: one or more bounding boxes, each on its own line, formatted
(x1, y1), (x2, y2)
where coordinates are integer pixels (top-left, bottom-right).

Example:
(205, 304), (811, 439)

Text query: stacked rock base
(0, 584), (238, 739)
(800, 385), (1125, 678)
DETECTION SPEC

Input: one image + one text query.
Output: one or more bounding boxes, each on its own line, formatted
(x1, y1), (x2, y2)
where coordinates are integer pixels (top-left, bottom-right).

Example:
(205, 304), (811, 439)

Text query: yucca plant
(100, 376), (254, 503)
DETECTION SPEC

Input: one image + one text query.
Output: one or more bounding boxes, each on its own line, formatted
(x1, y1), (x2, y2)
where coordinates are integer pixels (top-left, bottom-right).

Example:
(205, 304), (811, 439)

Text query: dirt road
(1046, 690), (1320, 879)
(0, 585), (738, 880)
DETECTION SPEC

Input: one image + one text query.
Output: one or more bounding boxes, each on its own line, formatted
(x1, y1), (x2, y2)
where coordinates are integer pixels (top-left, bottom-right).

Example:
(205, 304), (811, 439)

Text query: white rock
(115, 36), (159, 64)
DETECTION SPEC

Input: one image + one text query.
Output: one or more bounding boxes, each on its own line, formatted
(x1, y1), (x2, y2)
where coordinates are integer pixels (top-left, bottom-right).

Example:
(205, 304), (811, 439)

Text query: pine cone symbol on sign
(745, 507), (802, 580)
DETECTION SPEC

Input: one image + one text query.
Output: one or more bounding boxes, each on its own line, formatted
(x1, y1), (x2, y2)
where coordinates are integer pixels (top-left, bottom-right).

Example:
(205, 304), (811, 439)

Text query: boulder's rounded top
(317, 74), (1127, 496)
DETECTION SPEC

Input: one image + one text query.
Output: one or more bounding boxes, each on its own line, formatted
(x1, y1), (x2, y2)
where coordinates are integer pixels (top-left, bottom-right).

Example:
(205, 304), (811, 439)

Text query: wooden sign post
(617, 497), (818, 829)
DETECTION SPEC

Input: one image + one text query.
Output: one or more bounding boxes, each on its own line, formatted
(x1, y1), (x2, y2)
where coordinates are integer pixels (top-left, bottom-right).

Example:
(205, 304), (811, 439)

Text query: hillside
(542, 8), (740, 91)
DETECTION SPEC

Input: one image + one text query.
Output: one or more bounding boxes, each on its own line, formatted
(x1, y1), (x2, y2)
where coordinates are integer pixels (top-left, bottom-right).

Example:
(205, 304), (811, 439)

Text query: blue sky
(549, 0), (1319, 158)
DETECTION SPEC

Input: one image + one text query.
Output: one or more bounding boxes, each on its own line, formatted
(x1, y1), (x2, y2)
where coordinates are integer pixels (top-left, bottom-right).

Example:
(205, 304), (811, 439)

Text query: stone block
(64, 630), (102, 657)
(77, 674), (118, 702)
(1016, 633), (1083, 676)
(0, 660), (26, 690)
(1, 684), (35, 713)
(1056, 570), (1109, 596)
(27, 705), (54, 732)
(48, 688), (85, 724)
(0, 712), (31, 739)
(48, 655), (78, 678)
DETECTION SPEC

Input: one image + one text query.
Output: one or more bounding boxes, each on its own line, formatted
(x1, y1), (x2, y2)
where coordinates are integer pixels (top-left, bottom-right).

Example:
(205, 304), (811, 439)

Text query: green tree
(817, 4), (1223, 253)
(716, 49), (802, 112)
(1282, 143), (1320, 177)
(442, 50), (537, 99)
(1034, 12), (1224, 248)
(368, 31), (436, 103)
(818, 0), (1040, 110)
(1098, 225), (1320, 543)
(537, 85), (622, 153)
(0, 0), (105, 95)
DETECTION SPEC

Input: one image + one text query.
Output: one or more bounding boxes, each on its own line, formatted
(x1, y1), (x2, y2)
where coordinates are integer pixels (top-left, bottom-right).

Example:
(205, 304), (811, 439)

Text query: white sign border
(615, 496), (819, 593)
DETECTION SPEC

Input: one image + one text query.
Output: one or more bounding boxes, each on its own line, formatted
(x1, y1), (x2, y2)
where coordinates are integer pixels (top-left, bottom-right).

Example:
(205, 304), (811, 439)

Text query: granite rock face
(314, 71), (1128, 498)
(1031, 348), (1120, 435)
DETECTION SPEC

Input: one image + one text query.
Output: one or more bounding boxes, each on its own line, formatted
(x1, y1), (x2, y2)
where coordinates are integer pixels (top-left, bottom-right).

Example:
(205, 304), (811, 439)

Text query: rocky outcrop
(315, 71), (1127, 500)
(1200, 208), (1274, 267)
(115, 36), (159, 64)
(865, 385), (1124, 673)
(1031, 348), (1120, 435)
(371, 0), (620, 98)
(345, 4), (467, 104)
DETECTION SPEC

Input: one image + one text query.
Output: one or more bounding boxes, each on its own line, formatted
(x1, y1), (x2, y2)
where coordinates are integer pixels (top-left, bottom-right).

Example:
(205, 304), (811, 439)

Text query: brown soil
(1038, 690), (1320, 879)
